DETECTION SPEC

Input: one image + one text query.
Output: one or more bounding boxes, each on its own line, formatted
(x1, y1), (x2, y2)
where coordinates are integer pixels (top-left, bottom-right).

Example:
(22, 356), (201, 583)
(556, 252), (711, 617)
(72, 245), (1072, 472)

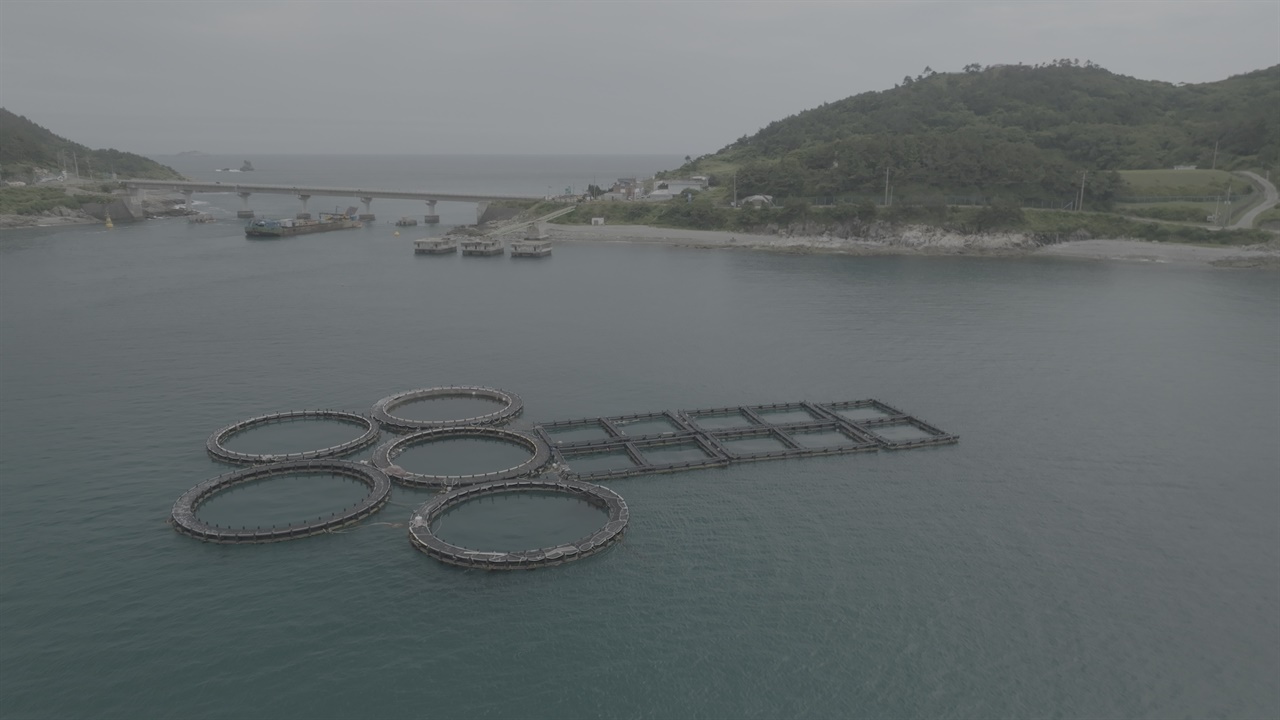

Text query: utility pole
(1077, 170), (1087, 212)
(72, 152), (80, 178)
(733, 171), (737, 207)
(884, 166), (891, 206)
(1211, 140), (1219, 170)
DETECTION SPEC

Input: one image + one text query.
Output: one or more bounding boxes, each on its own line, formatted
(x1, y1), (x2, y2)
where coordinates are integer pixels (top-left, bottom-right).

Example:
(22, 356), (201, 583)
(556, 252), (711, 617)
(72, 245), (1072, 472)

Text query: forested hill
(0, 109), (183, 181)
(682, 62), (1278, 205)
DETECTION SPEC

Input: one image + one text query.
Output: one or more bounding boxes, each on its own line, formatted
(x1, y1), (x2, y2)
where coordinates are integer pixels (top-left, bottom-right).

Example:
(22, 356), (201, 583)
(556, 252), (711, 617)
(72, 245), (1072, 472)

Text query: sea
(1, 154), (1277, 719)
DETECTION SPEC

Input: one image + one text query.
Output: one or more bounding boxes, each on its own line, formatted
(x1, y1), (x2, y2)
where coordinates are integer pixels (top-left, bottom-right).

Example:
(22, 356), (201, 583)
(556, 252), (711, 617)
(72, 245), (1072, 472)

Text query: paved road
(1232, 171), (1279, 229)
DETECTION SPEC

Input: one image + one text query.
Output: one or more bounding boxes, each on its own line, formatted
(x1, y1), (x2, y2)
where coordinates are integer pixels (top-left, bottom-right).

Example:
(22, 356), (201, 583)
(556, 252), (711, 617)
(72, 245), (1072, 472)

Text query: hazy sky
(1, 1), (1276, 156)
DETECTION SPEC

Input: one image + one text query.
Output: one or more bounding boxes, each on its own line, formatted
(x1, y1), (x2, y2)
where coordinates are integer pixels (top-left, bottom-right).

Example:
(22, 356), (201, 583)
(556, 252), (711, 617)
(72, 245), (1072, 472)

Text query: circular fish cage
(408, 477), (628, 570)
(371, 426), (551, 488)
(371, 386), (523, 432)
(169, 459), (392, 544)
(206, 409), (380, 465)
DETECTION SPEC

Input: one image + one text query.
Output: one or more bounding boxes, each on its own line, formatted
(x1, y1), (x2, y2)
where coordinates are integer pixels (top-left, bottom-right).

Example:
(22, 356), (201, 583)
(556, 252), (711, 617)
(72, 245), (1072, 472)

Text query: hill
(0, 109), (184, 181)
(670, 61), (1279, 208)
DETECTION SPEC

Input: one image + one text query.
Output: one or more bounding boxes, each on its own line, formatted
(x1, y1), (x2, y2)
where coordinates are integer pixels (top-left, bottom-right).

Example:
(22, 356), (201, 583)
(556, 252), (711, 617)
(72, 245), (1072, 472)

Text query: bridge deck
(122, 179), (545, 204)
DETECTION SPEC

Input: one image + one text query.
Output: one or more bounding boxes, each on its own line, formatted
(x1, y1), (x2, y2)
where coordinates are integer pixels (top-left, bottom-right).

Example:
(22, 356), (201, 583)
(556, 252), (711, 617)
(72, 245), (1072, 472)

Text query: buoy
(104, 211), (114, 229)
(393, 231), (400, 237)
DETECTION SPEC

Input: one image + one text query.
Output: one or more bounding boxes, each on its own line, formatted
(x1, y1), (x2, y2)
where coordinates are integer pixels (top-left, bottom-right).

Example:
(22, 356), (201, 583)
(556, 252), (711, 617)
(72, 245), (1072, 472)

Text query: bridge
(121, 179), (548, 223)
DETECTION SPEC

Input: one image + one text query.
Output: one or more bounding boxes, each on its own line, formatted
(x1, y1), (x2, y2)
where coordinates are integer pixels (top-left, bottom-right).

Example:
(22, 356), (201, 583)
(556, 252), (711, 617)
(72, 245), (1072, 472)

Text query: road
(1232, 171), (1278, 229)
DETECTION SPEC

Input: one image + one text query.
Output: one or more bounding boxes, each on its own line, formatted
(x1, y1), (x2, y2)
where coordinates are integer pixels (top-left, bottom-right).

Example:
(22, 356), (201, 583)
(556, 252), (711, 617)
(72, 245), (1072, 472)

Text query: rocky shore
(0, 190), (193, 230)
(547, 223), (1280, 269)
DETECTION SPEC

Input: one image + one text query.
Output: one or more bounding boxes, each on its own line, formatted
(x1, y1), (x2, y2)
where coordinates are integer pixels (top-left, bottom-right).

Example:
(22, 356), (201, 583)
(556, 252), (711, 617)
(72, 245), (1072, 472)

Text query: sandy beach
(546, 223), (1280, 268)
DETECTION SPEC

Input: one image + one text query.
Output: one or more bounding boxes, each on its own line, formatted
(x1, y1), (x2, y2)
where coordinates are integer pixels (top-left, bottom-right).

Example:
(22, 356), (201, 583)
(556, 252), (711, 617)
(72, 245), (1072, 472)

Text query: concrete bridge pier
(358, 196), (375, 222)
(181, 189), (194, 212)
(424, 199), (439, 224)
(475, 201), (489, 224)
(236, 192), (255, 219)
(297, 194), (311, 220)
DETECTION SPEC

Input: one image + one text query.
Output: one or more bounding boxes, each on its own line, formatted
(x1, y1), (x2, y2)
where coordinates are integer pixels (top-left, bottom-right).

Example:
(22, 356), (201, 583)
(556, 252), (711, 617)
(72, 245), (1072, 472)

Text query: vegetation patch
(1117, 169), (1249, 199)
(0, 186), (114, 215)
(662, 63), (1277, 208)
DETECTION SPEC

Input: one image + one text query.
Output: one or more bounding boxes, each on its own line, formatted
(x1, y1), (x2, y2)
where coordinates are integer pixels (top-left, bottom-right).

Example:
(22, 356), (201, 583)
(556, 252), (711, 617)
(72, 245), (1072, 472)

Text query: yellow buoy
(104, 211), (113, 229)
(393, 231), (400, 237)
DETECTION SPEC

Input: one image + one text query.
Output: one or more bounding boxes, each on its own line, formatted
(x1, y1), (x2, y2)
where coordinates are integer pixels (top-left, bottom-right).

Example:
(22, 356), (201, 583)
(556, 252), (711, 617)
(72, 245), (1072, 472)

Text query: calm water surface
(1, 156), (1277, 719)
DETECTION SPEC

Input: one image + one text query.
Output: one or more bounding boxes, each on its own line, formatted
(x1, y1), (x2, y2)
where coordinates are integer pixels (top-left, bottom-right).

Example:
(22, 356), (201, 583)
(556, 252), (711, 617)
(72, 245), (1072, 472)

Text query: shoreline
(546, 223), (1280, 268)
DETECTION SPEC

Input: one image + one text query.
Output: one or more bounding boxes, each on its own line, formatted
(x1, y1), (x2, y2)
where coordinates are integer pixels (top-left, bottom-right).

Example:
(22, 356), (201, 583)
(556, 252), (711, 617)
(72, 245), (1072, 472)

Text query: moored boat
(245, 212), (362, 238)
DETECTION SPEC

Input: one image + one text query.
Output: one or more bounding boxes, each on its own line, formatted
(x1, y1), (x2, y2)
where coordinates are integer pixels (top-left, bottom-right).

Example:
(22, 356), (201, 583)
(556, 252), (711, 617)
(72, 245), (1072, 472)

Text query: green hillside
(0, 109), (184, 181)
(670, 61), (1278, 208)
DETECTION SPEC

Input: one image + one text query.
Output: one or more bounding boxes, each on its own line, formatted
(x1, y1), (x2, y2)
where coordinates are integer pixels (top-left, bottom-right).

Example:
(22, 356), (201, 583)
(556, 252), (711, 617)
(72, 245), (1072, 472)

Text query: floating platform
(408, 476), (628, 570)
(396, 217), (418, 227)
(461, 238), (504, 256)
(170, 459), (392, 544)
(206, 409), (380, 465)
(414, 237), (458, 254)
(371, 385), (523, 432)
(534, 399), (957, 482)
(510, 239), (552, 258)
(372, 426), (551, 488)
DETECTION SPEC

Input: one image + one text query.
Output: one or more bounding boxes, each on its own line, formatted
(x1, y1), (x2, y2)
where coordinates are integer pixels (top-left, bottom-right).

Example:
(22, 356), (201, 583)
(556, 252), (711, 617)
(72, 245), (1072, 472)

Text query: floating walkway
(371, 426), (551, 488)
(534, 398), (957, 482)
(408, 476), (628, 570)
(371, 386), (523, 433)
(206, 409), (380, 465)
(169, 459), (392, 544)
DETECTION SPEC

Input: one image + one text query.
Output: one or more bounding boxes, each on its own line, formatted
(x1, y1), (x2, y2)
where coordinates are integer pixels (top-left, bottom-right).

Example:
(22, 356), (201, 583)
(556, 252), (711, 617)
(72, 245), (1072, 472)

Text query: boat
(414, 237), (458, 255)
(460, 238), (504, 256)
(245, 212), (363, 238)
(240, 160), (255, 171)
(396, 217), (419, 227)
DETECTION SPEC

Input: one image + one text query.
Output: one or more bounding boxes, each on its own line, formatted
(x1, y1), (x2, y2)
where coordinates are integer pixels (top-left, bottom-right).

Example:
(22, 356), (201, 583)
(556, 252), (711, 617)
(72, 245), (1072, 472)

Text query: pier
(169, 459), (392, 544)
(206, 409), (380, 465)
(408, 476), (628, 570)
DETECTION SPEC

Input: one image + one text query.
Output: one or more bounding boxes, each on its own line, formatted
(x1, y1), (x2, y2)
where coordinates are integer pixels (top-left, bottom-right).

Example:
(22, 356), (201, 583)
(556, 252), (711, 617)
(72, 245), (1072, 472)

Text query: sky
(1, 0), (1277, 157)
